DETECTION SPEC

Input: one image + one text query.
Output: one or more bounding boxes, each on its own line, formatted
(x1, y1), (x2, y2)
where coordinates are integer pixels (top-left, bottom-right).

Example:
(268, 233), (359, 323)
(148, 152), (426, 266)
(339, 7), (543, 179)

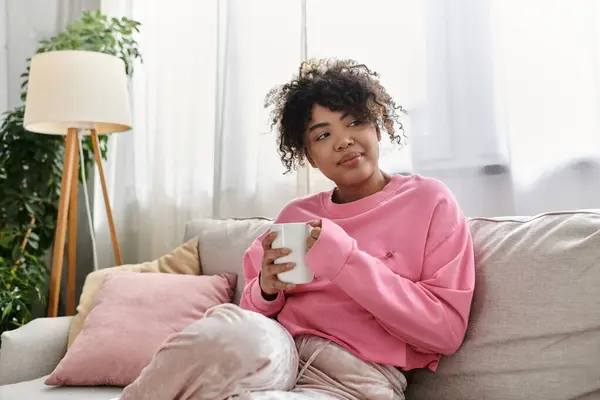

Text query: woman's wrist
(258, 273), (279, 301)
(261, 289), (278, 302)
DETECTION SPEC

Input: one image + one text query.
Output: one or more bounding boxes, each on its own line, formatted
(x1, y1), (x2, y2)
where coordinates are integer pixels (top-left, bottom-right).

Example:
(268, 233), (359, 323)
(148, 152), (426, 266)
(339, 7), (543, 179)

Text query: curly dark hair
(265, 58), (406, 173)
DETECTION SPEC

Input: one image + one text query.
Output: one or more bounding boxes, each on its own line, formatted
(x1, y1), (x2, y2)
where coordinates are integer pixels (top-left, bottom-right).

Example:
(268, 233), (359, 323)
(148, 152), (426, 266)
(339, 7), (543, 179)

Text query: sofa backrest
(184, 217), (272, 305)
(184, 211), (600, 400)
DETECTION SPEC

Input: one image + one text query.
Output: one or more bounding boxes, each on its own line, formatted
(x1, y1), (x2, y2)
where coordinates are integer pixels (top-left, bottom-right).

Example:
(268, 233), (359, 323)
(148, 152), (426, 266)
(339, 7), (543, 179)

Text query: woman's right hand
(259, 231), (296, 298)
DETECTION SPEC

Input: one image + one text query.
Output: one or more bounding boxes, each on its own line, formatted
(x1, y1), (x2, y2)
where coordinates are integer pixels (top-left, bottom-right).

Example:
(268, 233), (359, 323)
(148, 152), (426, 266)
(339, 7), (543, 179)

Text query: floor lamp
(23, 50), (132, 318)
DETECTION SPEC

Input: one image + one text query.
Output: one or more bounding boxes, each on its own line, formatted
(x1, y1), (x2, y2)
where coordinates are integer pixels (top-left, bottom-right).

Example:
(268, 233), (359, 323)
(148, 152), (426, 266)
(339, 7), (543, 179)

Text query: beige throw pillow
(67, 237), (201, 347)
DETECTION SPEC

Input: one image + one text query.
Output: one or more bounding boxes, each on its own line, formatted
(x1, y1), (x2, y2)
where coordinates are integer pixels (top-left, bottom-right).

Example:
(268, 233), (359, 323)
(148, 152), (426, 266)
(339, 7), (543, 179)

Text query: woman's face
(305, 104), (381, 187)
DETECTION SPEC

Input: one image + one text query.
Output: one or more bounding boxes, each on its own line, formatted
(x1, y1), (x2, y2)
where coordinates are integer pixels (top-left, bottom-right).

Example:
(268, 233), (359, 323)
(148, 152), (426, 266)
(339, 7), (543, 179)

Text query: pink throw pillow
(46, 271), (236, 387)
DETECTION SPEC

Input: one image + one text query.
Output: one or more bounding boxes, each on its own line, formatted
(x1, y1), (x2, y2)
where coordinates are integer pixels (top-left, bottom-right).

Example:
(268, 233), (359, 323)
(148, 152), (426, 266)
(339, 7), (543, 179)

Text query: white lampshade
(23, 50), (132, 135)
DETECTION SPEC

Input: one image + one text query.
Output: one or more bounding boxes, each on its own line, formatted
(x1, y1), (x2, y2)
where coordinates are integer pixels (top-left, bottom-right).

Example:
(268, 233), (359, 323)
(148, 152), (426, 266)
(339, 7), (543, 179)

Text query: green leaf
(1, 303), (13, 320)
(11, 246), (21, 261)
(0, 235), (14, 248)
(23, 202), (35, 215)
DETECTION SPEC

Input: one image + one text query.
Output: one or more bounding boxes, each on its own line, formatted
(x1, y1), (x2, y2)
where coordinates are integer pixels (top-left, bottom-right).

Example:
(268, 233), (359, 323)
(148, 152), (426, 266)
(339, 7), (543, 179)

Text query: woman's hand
(259, 231), (296, 298)
(307, 220), (322, 251)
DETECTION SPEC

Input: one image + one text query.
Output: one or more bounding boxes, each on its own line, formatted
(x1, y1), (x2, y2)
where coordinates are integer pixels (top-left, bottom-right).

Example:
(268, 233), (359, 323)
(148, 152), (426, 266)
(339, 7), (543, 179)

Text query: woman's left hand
(307, 220), (322, 251)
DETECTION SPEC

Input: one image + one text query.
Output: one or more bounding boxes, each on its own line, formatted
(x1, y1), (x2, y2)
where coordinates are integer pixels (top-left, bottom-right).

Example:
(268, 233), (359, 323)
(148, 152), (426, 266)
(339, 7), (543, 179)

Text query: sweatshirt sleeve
(239, 232), (286, 317)
(304, 197), (475, 355)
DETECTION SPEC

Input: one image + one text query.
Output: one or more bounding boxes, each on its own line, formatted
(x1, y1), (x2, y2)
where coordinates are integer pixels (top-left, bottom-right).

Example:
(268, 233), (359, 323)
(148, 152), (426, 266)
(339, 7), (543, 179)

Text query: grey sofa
(1, 212), (599, 399)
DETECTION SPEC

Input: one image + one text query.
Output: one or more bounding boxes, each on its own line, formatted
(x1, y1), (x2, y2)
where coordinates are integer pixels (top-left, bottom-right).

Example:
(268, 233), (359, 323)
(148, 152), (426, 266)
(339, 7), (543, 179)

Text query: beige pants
(291, 335), (407, 399)
(121, 304), (406, 400)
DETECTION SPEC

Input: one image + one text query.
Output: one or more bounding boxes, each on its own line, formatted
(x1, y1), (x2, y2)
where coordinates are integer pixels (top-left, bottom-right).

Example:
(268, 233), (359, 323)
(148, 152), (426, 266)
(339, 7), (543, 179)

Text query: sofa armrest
(0, 316), (73, 385)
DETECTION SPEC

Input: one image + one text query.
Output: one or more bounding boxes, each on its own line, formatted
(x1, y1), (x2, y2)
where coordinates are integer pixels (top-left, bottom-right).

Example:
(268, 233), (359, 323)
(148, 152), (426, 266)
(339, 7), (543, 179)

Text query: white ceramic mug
(269, 222), (314, 284)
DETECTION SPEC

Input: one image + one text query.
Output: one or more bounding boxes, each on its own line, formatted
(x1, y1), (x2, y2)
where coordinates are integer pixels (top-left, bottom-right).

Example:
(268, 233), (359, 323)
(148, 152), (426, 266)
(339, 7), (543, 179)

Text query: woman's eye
(349, 120), (362, 127)
(316, 132), (329, 141)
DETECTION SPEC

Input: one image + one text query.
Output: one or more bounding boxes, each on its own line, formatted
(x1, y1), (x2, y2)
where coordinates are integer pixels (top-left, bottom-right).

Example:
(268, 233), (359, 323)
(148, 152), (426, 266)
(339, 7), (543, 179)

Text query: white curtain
(97, 0), (600, 267)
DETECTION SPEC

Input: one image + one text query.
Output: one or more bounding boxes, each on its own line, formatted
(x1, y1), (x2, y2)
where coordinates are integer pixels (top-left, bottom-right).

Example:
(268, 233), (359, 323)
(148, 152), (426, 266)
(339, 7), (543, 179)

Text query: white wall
(0, 0), (8, 115)
(5, 0), (62, 109)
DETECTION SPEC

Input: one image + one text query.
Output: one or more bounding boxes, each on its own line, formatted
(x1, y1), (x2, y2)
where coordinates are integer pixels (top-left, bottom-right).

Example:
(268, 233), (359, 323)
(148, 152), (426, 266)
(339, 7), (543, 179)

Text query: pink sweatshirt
(239, 174), (475, 371)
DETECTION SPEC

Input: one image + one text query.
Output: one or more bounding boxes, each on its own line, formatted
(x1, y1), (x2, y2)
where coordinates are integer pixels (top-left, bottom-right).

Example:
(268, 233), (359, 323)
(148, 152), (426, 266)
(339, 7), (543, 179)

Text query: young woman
(120, 59), (475, 400)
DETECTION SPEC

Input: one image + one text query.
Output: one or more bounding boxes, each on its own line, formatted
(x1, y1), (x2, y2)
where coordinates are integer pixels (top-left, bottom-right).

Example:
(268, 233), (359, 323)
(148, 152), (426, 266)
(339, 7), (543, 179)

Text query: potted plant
(0, 10), (142, 335)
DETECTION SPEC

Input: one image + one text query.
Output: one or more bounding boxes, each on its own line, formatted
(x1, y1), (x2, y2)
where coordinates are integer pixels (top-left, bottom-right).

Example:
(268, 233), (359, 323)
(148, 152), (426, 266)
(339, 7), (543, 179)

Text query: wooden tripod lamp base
(46, 128), (123, 318)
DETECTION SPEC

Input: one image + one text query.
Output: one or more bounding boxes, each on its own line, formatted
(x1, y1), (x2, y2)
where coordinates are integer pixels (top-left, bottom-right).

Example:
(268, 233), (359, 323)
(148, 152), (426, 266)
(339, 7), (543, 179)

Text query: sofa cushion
(68, 237), (201, 347)
(0, 375), (121, 399)
(47, 272), (236, 387)
(184, 218), (272, 305)
(407, 211), (600, 400)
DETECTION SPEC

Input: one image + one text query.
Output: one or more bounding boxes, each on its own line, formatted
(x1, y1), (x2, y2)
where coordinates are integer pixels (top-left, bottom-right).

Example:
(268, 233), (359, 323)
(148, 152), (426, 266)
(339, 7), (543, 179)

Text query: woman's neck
(333, 170), (391, 204)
